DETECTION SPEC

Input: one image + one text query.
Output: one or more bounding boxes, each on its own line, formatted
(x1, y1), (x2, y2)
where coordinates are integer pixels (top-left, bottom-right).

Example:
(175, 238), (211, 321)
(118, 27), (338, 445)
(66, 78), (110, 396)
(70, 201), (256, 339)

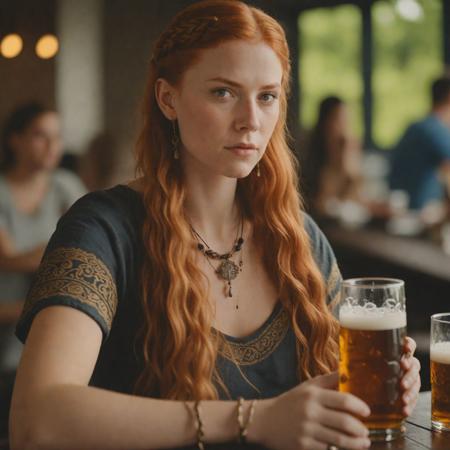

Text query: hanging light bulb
(36, 34), (59, 59)
(0, 33), (23, 58)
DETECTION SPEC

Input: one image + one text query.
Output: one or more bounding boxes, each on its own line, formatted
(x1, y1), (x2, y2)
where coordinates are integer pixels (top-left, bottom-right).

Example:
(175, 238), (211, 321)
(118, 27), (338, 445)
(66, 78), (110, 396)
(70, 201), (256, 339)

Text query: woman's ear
(154, 78), (178, 120)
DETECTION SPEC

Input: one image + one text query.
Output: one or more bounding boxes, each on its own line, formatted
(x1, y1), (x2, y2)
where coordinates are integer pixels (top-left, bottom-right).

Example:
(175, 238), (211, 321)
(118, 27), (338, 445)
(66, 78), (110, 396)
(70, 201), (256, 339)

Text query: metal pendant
(216, 259), (240, 281)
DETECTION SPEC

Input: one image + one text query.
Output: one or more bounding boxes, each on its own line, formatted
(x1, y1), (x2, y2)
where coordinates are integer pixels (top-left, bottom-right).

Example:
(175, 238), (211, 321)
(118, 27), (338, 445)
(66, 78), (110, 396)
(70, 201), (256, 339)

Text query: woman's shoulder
(63, 184), (143, 222)
(0, 174), (10, 205)
(303, 213), (326, 245)
(52, 167), (84, 188)
(303, 212), (335, 266)
(48, 184), (145, 261)
(303, 213), (342, 307)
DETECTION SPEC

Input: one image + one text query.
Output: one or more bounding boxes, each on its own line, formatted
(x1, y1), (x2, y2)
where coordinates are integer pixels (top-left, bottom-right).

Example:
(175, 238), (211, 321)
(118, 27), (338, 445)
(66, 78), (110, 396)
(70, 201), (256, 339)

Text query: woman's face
(163, 40), (283, 179)
(11, 112), (63, 171)
(326, 104), (350, 136)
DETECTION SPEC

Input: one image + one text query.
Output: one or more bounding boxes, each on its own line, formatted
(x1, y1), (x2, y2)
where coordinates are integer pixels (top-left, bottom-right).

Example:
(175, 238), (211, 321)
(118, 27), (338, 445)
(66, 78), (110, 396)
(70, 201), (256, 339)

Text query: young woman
(10, 2), (420, 449)
(0, 103), (85, 372)
(304, 96), (363, 217)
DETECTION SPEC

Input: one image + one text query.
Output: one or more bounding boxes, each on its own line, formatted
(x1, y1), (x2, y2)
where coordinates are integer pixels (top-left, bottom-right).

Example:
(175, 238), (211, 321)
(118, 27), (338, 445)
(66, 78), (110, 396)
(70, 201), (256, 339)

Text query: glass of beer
(338, 278), (407, 442)
(430, 313), (450, 432)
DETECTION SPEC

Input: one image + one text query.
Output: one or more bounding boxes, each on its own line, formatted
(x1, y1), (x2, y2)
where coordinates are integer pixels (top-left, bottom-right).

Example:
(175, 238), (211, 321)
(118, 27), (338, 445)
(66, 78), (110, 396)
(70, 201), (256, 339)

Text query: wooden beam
(444, 0), (450, 69)
(361, 2), (373, 149)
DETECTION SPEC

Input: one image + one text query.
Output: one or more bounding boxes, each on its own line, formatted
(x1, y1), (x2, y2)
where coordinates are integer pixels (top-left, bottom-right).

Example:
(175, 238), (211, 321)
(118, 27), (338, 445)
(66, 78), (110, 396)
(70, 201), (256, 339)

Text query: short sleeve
(424, 119), (450, 161)
(0, 205), (7, 230)
(0, 177), (11, 230)
(53, 169), (88, 211)
(16, 192), (120, 343)
(303, 214), (342, 313)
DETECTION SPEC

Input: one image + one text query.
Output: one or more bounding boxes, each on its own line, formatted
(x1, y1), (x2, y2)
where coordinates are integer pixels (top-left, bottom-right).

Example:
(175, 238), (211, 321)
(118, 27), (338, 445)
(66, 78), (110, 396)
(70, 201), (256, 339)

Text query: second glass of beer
(338, 278), (407, 442)
(430, 313), (450, 432)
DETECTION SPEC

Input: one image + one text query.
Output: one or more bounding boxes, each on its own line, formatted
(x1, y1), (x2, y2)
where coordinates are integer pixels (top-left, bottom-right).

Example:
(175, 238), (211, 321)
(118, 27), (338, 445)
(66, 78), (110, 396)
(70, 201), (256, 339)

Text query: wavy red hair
(134, 0), (339, 400)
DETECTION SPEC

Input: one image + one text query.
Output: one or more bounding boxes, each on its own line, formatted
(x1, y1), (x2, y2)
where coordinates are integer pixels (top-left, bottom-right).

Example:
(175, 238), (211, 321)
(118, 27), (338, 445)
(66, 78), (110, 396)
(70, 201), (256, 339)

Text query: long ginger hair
(134, 0), (339, 400)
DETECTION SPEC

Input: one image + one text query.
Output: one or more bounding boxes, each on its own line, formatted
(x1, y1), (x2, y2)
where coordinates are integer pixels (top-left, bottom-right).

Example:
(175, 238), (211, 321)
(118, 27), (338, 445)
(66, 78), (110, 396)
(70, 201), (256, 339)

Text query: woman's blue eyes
(260, 93), (278, 102)
(213, 88), (231, 98)
(211, 88), (278, 103)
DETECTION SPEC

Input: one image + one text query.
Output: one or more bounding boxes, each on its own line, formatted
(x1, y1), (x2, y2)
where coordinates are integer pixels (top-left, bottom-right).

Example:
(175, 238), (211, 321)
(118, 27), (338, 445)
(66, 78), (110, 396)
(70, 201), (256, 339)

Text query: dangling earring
(256, 162), (261, 177)
(171, 120), (180, 160)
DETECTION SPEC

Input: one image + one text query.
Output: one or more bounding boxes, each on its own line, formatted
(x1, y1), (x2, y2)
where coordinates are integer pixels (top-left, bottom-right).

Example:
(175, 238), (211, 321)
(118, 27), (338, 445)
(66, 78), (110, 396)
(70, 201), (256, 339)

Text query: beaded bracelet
(193, 401), (205, 450)
(237, 397), (257, 444)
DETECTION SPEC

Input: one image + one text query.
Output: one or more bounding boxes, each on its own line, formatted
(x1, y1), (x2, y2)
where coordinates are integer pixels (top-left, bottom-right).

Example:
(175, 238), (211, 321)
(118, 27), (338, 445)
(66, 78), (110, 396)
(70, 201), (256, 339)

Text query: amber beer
(431, 342), (450, 431)
(339, 309), (407, 440)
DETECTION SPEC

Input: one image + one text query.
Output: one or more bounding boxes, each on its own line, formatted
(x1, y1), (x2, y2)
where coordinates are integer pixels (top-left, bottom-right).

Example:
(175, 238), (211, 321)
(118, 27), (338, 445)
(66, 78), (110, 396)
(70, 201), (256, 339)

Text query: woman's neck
(6, 165), (50, 188)
(183, 166), (241, 248)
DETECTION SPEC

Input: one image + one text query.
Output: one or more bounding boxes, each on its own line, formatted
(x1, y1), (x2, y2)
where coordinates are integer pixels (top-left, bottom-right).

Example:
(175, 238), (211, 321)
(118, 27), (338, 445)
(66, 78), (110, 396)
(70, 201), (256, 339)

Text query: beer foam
(431, 342), (450, 364)
(339, 308), (406, 330)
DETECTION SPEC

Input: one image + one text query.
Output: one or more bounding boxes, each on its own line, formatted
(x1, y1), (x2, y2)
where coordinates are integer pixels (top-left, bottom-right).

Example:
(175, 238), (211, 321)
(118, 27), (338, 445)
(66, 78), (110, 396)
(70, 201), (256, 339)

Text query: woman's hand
(248, 372), (371, 450)
(400, 336), (421, 416)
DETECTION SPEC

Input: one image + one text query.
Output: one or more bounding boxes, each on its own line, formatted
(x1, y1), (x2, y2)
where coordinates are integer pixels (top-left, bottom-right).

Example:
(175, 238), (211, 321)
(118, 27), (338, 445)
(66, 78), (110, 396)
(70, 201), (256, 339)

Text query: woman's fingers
(401, 357), (421, 390)
(403, 378), (421, 415)
(319, 389), (371, 418)
(403, 336), (417, 357)
(315, 423), (371, 450)
(307, 371), (339, 389)
(318, 408), (369, 438)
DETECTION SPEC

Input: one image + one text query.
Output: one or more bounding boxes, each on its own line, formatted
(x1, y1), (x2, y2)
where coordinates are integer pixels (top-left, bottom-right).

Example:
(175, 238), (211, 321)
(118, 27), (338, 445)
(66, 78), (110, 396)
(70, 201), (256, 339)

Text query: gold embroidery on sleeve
(219, 307), (289, 366)
(326, 261), (342, 312)
(327, 261), (341, 295)
(328, 290), (341, 313)
(24, 247), (118, 331)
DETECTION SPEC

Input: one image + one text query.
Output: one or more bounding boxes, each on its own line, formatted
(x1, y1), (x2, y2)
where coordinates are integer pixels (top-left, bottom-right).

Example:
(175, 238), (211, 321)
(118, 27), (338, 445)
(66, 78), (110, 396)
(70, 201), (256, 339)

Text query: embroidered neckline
(218, 306), (290, 366)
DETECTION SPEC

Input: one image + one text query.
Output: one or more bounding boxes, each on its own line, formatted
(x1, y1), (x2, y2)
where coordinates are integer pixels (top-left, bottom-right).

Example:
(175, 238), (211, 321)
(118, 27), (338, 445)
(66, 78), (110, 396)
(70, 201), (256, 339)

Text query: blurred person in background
(303, 96), (375, 226)
(78, 133), (119, 191)
(0, 102), (86, 374)
(389, 76), (450, 211)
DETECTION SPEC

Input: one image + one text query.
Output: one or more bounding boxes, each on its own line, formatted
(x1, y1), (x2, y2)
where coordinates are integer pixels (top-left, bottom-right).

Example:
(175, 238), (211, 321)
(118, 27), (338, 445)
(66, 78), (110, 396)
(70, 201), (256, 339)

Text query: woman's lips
(225, 146), (258, 156)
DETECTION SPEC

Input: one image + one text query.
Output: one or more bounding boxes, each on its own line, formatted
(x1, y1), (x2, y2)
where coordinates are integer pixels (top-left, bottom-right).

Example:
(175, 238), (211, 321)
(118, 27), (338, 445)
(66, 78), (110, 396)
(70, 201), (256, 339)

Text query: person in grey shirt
(0, 102), (86, 372)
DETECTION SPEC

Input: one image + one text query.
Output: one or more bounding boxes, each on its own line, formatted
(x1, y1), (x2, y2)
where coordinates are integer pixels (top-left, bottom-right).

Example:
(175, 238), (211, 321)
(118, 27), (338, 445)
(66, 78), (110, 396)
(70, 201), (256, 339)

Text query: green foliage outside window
(298, 0), (444, 150)
(298, 5), (363, 138)
(373, 0), (443, 149)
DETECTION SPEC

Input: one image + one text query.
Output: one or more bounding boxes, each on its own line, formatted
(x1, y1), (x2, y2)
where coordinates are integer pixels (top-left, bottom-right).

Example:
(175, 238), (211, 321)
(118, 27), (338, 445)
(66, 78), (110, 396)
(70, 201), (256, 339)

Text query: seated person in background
(303, 96), (364, 218)
(0, 102), (86, 372)
(389, 76), (450, 210)
(78, 133), (119, 191)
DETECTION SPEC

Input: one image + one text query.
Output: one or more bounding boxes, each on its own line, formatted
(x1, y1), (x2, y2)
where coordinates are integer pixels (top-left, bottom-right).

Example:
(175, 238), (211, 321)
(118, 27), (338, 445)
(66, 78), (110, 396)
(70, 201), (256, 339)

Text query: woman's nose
(234, 98), (260, 132)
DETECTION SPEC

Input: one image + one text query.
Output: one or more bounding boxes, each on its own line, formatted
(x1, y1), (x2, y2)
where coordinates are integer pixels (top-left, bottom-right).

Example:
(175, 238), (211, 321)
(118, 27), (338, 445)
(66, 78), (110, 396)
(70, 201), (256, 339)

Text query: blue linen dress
(16, 185), (342, 399)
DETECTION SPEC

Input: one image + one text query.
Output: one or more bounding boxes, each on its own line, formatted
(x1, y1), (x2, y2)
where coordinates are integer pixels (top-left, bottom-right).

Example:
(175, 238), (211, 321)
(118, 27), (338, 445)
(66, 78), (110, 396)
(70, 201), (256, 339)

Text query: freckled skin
(172, 40), (283, 180)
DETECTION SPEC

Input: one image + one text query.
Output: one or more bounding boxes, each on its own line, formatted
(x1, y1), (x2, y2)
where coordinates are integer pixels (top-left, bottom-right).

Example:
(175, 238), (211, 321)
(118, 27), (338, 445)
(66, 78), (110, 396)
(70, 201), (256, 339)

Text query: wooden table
(322, 225), (450, 284)
(397, 391), (450, 450)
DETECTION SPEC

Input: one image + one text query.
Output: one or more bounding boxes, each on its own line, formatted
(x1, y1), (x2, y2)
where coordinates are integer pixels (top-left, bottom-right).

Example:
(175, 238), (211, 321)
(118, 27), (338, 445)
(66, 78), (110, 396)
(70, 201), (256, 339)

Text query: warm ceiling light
(0, 33), (23, 58)
(36, 34), (59, 59)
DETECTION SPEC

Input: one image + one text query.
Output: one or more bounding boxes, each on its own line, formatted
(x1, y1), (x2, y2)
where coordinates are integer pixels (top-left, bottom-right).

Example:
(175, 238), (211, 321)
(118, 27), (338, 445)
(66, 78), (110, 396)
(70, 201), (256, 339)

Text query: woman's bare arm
(0, 229), (45, 273)
(0, 301), (24, 324)
(9, 306), (249, 450)
(11, 305), (381, 450)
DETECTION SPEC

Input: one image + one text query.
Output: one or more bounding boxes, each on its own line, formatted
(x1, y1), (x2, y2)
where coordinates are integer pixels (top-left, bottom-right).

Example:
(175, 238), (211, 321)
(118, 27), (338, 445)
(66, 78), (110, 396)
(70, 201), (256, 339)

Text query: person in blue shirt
(389, 77), (450, 210)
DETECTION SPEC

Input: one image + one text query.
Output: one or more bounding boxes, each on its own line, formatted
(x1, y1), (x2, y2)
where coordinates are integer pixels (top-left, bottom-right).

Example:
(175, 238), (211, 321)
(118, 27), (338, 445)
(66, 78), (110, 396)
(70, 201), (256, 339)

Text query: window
(298, 5), (363, 138)
(373, 0), (443, 148)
